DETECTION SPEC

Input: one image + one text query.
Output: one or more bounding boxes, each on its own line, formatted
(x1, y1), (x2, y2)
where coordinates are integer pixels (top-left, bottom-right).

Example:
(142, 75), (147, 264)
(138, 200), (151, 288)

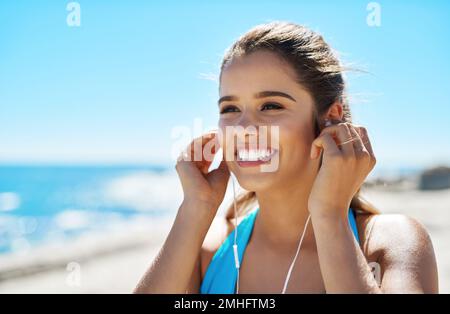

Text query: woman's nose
(235, 111), (259, 132)
(230, 118), (260, 150)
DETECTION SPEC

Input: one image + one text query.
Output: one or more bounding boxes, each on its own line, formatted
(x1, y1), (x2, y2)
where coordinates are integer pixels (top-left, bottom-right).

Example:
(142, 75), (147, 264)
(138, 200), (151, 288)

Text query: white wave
(102, 170), (182, 212)
(10, 237), (31, 255)
(0, 192), (21, 211)
(53, 208), (124, 231)
(0, 215), (38, 239)
(54, 209), (92, 230)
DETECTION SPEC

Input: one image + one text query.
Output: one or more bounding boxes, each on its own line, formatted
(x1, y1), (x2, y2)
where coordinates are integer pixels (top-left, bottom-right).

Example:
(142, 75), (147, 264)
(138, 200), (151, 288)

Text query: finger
(175, 156), (205, 190)
(355, 126), (374, 157)
(197, 133), (220, 174)
(347, 124), (366, 155)
(354, 126), (376, 169)
(200, 133), (221, 173)
(179, 132), (216, 161)
(194, 132), (218, 160)
(318, 122), (355, 157)
(310, 132), (340, 159)
(178, 132), (219, 174)
(206, 160), (230, 188)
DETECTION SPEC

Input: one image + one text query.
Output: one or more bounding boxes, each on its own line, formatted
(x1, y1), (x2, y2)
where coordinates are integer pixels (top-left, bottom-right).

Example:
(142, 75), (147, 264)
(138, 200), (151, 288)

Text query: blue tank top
(200, 207), (360, 294)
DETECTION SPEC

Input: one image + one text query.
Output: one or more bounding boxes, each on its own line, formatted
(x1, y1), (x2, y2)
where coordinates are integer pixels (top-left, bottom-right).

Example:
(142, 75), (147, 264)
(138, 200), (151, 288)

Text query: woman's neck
(253, 173), (316, 248)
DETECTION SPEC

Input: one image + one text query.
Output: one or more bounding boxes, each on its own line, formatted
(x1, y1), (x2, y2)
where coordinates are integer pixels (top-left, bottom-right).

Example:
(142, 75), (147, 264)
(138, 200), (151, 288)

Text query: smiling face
(218, 50), (319, 192)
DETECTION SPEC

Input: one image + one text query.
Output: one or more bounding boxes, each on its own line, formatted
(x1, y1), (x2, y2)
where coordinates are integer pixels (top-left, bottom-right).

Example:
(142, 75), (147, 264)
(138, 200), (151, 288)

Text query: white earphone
(230, 173), (241, 292)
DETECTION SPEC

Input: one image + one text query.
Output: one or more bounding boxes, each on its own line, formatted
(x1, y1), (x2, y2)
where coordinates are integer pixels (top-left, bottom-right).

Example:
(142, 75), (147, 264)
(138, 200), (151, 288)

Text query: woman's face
(218, 50), (318, 192)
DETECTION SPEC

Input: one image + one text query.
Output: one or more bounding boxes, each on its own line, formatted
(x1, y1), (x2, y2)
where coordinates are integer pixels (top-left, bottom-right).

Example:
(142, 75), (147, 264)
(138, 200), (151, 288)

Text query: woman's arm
(308, 120), (438, 293)
(312, 212), (438, 293)
(308, 120), (382, 293)
(134, 200), (215, 294)
(311, 211), (381, 293)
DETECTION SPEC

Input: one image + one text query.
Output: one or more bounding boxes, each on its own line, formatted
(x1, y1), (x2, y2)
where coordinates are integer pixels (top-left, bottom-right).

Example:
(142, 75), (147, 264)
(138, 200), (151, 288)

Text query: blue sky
(1, 0), (449, 170)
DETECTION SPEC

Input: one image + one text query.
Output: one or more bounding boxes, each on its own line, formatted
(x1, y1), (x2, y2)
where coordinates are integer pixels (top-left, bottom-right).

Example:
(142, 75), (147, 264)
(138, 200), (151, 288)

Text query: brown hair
(219, 21), (379, 220)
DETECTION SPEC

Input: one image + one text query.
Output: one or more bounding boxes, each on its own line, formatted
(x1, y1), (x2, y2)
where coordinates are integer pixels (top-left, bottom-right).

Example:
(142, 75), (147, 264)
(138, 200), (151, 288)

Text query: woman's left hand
(308, 121), (376, 219)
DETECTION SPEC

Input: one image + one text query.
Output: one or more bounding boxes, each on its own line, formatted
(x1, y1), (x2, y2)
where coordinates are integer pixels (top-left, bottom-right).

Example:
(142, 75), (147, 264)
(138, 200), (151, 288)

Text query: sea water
(0, 164), (179, 254)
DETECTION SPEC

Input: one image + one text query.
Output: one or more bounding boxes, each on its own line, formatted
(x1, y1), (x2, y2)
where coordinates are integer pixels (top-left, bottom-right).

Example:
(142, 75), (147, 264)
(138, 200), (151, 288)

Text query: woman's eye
(220, 105), (240, 114)
(261, 103), (283, 111)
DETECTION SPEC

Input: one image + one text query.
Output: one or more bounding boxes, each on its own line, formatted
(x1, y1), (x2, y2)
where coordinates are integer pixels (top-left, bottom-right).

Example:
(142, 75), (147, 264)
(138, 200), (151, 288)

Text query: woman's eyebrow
(218, 90), (296, 105)
(218, 95), (238, 105)
(254, 91), (296, 102)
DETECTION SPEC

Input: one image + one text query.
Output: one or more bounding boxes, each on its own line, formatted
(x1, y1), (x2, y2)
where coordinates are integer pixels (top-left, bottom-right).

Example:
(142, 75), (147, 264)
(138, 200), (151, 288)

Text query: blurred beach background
(1, 1), (449, 293)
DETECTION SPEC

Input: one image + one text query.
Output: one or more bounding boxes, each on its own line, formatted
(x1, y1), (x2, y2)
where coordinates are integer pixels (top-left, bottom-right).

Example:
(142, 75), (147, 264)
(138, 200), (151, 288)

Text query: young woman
(135, 22), (438, 294)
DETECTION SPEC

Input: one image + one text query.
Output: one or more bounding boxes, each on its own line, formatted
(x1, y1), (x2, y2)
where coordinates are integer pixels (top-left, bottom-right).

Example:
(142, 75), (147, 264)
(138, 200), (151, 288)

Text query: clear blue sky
(1, 0), (449, 170)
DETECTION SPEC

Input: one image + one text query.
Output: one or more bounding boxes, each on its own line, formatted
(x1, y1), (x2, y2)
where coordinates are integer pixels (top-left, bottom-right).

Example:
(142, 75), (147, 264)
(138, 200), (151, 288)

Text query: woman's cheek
(280, 123), (311, 163)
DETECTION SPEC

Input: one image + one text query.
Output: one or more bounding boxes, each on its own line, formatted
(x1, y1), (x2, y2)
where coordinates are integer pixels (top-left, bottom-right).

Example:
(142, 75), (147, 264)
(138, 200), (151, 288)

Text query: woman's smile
(235, 147), (279, 167)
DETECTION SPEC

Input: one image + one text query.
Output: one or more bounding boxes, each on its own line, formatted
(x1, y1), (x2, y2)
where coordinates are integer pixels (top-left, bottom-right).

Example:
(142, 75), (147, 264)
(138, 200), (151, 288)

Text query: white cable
(230, 173), (240, 294)
(281, 214), (310, 294)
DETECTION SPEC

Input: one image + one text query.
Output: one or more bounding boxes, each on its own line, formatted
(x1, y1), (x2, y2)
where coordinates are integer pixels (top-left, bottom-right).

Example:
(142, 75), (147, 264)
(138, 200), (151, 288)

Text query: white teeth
(237, 148), (274, 161)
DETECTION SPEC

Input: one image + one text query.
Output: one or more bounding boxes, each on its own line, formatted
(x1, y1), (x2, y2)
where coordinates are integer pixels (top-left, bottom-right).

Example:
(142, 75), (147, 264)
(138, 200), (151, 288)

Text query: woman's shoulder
(202, 215), (234, 253)
(355, 211), (438, 292)
(355, 211), (433, 260)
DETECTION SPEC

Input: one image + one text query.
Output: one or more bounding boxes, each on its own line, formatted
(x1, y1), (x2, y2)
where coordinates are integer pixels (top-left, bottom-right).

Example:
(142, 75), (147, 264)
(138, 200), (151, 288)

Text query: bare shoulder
(356, 212), (438, 293)
(356, 212), (434, 256)
(199, 215), (235, 279)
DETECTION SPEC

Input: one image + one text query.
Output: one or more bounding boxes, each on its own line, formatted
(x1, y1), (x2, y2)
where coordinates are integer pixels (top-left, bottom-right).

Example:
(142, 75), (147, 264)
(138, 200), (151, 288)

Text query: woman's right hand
(175, 131), (230, 211)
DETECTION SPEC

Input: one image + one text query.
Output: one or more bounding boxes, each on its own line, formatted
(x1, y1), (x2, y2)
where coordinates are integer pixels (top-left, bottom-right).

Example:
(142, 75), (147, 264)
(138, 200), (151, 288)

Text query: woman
(135, 22), (438, 294)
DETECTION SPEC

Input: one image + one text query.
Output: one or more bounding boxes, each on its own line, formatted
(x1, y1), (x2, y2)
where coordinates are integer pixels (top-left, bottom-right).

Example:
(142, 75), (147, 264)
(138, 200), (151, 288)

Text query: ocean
(0, 165), (181, 255)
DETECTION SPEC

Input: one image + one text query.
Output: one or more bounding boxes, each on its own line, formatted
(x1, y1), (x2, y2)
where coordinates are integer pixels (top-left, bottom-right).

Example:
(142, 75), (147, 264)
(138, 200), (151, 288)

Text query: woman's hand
(135, 131), (229, 294)
(175, 131), (230, 211)
(308, 121), (376, 219)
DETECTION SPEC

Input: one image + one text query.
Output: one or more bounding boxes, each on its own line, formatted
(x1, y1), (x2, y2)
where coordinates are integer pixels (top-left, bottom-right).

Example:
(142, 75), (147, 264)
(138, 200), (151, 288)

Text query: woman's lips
(237, 159), (272, 167)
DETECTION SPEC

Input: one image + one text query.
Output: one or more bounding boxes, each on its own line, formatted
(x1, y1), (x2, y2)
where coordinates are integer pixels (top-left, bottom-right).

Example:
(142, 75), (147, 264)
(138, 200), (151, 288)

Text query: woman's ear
(325, 101), (344, 121)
